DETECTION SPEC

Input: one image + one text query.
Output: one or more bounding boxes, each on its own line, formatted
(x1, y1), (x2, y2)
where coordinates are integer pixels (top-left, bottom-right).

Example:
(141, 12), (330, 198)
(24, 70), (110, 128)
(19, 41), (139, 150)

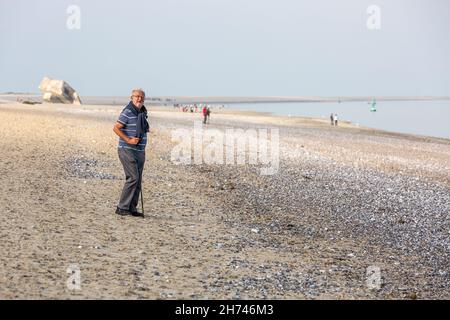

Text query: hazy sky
(1, 0), (449, 97)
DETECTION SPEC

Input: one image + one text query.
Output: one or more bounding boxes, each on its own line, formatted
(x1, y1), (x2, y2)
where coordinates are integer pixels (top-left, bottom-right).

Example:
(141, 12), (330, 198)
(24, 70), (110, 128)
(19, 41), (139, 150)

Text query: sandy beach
(0, 102), (449, 299)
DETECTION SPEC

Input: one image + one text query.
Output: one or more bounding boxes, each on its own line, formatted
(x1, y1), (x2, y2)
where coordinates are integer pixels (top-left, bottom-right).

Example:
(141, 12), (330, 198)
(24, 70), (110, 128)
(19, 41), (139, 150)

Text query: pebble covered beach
(0, 102), (448, 299)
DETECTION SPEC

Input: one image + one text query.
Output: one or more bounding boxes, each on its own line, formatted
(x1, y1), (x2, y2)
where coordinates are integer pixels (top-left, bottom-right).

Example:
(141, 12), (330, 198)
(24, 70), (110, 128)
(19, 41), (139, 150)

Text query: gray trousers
(117, 148), (145, 212)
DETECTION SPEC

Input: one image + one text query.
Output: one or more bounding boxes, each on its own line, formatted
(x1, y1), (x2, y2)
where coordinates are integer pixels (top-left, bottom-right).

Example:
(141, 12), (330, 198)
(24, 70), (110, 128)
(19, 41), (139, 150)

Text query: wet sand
(0, 102), (449, 299)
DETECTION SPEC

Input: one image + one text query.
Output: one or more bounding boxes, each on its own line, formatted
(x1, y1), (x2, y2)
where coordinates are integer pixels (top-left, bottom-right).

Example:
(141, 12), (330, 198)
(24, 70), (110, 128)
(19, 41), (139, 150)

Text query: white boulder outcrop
(39, 77), (82, 105)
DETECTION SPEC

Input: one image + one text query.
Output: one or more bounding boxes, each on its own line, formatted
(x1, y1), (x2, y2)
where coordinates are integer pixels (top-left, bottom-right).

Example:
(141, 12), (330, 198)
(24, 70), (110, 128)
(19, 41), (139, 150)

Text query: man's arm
(113, 122), (139, 145)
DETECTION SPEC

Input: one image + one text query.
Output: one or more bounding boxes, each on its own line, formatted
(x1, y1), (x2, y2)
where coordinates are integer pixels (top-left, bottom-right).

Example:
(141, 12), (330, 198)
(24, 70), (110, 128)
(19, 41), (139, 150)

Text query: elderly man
(113, 88), (149, 217)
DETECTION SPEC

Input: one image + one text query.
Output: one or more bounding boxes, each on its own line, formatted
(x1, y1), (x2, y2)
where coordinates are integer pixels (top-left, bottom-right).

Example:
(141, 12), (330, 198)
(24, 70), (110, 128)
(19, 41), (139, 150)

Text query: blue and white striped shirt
(117, 106), (147, 152)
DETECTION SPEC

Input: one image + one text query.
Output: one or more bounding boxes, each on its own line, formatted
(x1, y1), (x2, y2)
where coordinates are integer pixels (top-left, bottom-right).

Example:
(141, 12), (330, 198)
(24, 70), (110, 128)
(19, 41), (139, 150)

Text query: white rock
(39, 76), (82, 105)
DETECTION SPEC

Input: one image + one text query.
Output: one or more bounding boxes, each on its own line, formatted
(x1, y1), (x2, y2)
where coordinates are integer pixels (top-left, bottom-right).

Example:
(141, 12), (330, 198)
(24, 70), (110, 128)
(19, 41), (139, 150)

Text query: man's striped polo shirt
(117, 104), (147, 152)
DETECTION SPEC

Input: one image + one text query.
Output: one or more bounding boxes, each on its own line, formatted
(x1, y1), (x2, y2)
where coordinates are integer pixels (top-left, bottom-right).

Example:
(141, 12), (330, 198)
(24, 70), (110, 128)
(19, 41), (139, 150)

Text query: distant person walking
(113, 88), (149, 217)
(202, 105), (208, 124)
(206, 106), (211, 123)
(330, 113), (334, 126)
(334, 113), (338, 126)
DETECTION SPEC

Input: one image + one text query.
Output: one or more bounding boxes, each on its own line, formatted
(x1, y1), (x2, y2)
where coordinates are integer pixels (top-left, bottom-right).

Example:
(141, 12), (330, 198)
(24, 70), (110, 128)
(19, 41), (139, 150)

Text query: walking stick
(140, 178), (145, 218)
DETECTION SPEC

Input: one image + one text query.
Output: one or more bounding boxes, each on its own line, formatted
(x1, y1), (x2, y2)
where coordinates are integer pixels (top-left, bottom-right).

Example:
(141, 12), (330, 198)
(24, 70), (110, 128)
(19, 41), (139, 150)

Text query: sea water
(228, 101), (450, 140)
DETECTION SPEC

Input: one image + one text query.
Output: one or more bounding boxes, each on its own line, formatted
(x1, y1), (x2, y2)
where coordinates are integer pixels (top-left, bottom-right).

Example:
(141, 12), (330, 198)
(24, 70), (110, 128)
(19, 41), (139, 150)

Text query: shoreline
(1, 94), (449, 140)
(3, 101), (449, 143)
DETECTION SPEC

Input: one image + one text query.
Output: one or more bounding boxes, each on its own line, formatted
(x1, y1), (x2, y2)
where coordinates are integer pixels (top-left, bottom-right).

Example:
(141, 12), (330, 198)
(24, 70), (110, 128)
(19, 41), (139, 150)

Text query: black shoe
(131, 211), (145, 218)
(115, 207), (131, 216)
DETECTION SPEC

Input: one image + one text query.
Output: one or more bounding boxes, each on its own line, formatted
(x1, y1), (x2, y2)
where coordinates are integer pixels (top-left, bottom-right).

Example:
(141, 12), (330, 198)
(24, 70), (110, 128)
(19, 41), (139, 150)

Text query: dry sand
(0, 102), (449, 299)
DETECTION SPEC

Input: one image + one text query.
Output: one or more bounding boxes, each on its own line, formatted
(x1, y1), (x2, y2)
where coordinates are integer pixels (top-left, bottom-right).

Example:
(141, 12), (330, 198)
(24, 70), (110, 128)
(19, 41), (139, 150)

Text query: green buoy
(369, 99), (377, 112)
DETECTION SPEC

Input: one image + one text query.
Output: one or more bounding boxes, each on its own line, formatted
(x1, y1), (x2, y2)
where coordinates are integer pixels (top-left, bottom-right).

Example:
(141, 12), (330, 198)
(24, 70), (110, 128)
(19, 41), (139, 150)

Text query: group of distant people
(176, 104), (199, 113)
(330, 113), (338, 126)
(174, 103), (224, 124)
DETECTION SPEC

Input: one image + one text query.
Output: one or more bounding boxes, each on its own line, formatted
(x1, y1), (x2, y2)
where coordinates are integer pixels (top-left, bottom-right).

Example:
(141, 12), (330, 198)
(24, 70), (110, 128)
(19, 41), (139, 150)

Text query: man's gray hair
(131, 88), (146, 97)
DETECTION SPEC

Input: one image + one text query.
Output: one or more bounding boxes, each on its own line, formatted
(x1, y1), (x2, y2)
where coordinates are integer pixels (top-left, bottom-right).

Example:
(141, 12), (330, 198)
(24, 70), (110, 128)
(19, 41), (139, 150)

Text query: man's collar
(127, 101), (146, 115)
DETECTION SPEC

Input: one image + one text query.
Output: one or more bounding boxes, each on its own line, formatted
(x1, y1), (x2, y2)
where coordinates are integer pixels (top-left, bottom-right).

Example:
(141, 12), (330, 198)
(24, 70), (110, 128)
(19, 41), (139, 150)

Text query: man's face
(131, 92), (145, 108)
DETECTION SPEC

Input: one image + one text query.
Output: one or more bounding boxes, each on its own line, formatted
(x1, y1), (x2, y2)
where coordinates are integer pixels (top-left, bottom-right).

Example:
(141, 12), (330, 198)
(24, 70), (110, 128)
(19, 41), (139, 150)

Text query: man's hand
(127, 137), (140, 145)
(113, 122), (140, 145)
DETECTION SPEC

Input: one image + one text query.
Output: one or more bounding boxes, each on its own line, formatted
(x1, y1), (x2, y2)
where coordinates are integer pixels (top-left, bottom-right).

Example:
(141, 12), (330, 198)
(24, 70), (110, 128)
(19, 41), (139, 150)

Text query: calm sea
(228, 101), (450, 140)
